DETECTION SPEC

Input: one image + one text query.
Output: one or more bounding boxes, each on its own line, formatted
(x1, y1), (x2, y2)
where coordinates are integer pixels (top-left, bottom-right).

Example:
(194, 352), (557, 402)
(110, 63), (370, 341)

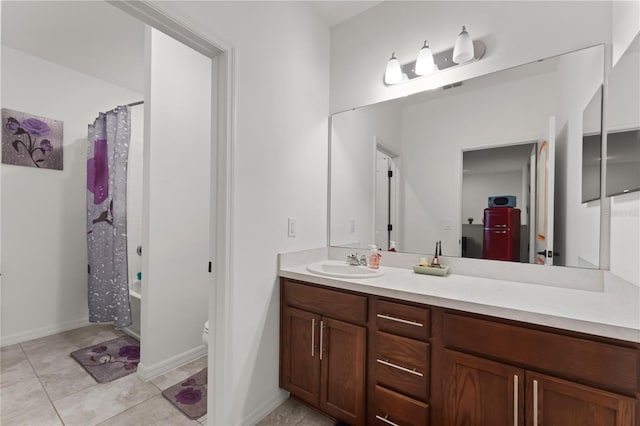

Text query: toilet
(202, 320), (209, 346)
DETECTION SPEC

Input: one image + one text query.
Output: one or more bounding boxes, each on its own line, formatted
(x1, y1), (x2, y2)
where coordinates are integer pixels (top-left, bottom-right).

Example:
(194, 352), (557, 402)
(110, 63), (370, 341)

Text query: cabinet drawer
(283, 280), (367, 324)
(373, 385), (429, 426)
(376, 300), (430, 341)
(443, 313), (639, 395)
(375, 331), (429, 401)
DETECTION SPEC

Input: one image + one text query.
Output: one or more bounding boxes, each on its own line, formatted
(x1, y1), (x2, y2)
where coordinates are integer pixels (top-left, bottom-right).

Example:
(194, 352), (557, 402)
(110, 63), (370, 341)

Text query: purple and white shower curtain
(86, 106), (132, 328)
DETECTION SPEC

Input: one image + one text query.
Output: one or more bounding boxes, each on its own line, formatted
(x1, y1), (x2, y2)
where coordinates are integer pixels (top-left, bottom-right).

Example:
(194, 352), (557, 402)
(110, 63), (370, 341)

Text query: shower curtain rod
(104, 101), (144, 115)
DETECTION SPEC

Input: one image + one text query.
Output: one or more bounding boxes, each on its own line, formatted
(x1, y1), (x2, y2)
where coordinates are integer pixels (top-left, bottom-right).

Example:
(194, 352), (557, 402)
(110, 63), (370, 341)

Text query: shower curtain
(86, 106), (132, 328)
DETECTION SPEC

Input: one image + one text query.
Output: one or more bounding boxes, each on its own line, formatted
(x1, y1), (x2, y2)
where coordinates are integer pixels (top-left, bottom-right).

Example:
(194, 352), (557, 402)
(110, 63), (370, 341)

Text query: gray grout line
(10, 327), (210, 426)
(18, 341), (67, 426)
(94, 392), (162, 426)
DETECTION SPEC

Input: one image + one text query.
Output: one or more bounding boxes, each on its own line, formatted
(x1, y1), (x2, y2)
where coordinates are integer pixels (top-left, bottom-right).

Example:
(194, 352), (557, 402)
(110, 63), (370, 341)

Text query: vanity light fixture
(452, 25), (474, 64)
(384, 25), (486, 86)
(384, 52), (403, 85)
(415, 40), (437, 75)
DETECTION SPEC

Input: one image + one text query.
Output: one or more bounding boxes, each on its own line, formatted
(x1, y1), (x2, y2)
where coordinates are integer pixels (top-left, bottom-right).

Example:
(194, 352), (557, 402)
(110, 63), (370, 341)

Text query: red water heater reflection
(482, 208), (521, 262)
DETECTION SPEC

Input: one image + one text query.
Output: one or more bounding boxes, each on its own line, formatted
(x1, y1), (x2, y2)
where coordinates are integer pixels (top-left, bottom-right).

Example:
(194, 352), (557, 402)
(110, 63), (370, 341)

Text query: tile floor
(0, 324), (207, 426)
(256, 398), (333, 426)
(0, 324), (333, 426)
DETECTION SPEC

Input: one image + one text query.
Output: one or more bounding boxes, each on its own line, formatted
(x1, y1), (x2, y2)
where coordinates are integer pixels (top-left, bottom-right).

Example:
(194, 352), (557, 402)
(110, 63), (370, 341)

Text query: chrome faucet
(359, 254), (368, 266)
(347, 253), (360, 266)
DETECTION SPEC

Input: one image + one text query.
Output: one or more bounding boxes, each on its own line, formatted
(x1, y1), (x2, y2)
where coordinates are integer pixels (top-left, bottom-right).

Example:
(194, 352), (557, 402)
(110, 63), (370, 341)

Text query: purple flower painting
(1, 108), (63, 170)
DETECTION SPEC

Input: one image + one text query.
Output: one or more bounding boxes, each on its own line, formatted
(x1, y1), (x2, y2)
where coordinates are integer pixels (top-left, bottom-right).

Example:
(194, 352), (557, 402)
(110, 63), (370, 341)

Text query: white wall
(612, 1), (640, 66)
(138, 2), (330, 424)
(331, 101), (402, 248)
(330, 1), (611, 113)
(140, 28), (210, 372)
(0, 46), (142, 345)
(400, 71), (556, 255)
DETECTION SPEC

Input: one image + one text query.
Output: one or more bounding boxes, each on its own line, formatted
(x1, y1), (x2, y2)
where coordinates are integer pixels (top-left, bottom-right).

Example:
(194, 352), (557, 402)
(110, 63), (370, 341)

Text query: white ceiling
(306, 1), (382, 27)
(1, 1), (381, 93)
(1, 1), (146, 93)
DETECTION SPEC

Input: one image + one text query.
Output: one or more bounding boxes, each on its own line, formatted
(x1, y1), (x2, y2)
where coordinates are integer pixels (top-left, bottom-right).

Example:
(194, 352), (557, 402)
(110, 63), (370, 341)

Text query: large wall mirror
(607, 34), (640, 197)
(330, 44), (604, 269)
(607, 32), (639, 285)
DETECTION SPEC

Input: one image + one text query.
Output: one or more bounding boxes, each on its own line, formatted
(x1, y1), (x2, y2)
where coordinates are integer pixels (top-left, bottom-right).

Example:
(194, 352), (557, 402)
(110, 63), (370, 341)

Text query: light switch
(288, 218), (296, 237)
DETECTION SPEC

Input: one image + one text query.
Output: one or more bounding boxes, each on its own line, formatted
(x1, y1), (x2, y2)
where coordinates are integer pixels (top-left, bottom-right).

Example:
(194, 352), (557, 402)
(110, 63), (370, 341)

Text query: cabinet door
(320, 317), (366, 426)
(443, 349), (524, 426)
(281, 307), (320, 406)
(526, 372), (636, 426)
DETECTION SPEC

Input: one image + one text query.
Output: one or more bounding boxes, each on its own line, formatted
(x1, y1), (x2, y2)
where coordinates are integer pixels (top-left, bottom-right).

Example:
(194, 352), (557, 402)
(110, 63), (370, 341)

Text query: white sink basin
(306, 260), (384, 279)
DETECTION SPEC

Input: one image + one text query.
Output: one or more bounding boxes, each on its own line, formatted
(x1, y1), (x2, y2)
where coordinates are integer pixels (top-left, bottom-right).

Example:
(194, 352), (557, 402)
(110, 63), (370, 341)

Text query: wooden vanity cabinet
(280, 278), (640, 426)
(438, 312), (638, 426)
(280, 279), (367, 425)
(442, 349), (524, 426)
(526, 372), (637, 426)
(369, 298), (431, 426)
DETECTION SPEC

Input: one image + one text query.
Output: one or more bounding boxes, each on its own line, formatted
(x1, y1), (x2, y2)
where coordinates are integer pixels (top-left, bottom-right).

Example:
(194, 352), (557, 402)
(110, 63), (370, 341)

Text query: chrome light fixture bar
(384, 27), (486, 86)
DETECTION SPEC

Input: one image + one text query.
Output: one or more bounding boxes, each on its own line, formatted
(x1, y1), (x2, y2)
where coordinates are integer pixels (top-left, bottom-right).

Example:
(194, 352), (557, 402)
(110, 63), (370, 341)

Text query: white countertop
(279, 249), (640, 343)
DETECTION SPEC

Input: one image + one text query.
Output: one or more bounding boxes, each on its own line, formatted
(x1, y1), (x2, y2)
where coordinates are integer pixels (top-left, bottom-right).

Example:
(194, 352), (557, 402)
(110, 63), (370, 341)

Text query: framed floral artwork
(2, 108), (63, 170)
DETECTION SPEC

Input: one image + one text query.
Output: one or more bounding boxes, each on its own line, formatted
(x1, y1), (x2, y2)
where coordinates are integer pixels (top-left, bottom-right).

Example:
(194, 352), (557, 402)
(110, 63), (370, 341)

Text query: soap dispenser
(369, 244), (381, 270)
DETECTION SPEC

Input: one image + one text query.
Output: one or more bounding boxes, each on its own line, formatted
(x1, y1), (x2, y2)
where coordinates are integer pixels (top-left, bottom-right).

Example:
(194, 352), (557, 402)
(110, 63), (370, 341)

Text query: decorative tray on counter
(413, 264), (449, 277)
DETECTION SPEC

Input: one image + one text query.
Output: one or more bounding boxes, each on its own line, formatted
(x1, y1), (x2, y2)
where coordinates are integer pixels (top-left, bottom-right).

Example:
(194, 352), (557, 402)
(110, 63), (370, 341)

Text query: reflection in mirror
(582, 86), (602, 203)
(607, 130), (640, 196)
(374, 142), (400, 250)
(330, 44), (604, 268)
(607, 34), (640, 197)
(462, 143), (536, 263)
(607, 32), (640, 285)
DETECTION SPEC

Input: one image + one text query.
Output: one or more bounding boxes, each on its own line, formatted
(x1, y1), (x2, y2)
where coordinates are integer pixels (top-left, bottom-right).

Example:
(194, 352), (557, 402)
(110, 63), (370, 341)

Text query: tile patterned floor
(0, 325), (206, 426)
(256, 398), (333, 426)
(0, 325), (331, 426)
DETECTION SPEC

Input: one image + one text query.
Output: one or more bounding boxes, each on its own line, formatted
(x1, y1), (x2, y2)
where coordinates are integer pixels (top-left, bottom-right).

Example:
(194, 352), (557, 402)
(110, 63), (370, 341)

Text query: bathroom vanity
(279, 251), (640, 426)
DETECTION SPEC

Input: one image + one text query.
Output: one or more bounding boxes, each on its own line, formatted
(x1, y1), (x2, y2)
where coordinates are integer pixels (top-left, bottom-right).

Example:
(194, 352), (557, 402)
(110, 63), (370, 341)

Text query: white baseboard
(1, 318), (91, 347)
(121, 327), (141, 341)
(137, 344), (208, 382)
(240, 389), (289, 425)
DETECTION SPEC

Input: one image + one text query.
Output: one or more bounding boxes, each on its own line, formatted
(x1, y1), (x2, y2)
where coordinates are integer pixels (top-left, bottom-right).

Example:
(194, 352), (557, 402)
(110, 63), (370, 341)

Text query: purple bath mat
(162, 368), (207, 420)
(70, 335), (140, 383)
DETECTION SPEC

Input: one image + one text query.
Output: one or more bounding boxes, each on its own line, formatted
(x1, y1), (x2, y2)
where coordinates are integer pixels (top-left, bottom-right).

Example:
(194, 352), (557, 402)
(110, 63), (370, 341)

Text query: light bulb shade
(385, 53), (403, 85)
(452, 26), (475, 64)
(415, 41), (436, 76)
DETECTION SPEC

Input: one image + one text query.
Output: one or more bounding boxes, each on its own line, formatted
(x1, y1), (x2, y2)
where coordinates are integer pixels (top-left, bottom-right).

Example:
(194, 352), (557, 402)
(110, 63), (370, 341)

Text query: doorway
(374, 139), (400, 251)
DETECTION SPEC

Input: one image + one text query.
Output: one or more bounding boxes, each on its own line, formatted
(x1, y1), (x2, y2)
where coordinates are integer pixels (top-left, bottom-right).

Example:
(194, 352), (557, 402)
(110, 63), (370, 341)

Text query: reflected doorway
(374, 141), (400, 251)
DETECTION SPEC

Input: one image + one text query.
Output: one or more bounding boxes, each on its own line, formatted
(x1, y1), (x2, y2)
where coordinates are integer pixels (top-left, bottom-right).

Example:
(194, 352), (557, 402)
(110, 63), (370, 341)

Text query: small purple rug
(70, 335), (140, 383)
(162, 368), (207, 420)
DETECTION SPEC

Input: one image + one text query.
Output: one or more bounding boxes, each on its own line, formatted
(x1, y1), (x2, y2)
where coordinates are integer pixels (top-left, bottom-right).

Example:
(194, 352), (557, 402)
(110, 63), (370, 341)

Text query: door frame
(458, 138), (539, 259)
(373, 137), (400, 251)
(108, 1), (234, 424)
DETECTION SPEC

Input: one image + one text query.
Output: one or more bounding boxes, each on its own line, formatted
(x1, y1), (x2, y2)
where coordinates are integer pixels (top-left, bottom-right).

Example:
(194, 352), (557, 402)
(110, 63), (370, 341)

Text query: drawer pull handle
(376, 358), (423, 377)
(320, 320), (324, 361)
(311, 318), (315, 357)
(376, 414), (400, 426)
(513, 374), (518, 426)
(533, 379), (539, 426)
(377, 313), (424, 327)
